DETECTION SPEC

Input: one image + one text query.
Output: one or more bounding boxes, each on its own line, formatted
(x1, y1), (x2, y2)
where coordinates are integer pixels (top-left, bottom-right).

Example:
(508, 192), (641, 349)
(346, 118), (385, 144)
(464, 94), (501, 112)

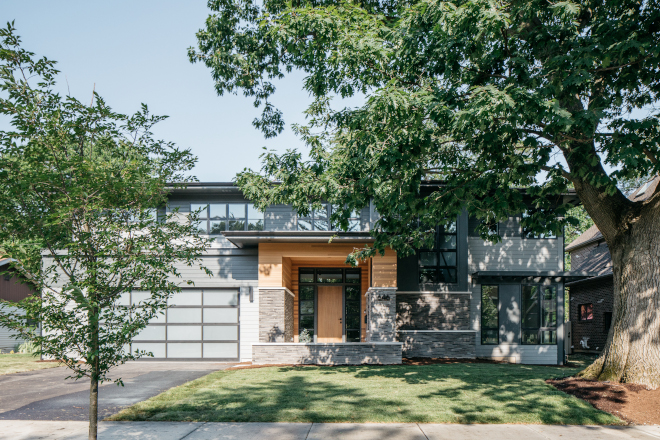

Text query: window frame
(480, 285), (500, 345)
(297, 205), (362, 231)
(418, 221), (458, 285)
(190, 203), (264, 234)
(521, 284), (558, 345)
(298, 268), (362, 342)
(579, 303), (594, 321)
(521, 211), (557, 239)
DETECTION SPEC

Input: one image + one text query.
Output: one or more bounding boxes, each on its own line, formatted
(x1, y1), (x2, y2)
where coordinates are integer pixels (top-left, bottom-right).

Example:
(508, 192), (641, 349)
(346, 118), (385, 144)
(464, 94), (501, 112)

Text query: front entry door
(317, 286), (343, 342)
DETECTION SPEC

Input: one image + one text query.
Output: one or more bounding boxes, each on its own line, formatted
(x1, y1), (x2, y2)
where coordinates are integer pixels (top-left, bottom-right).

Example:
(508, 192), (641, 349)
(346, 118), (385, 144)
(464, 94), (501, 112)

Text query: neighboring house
(565, 176), (659, 353)
(0, 258), (35, 351)
(41, 182), (592, 365)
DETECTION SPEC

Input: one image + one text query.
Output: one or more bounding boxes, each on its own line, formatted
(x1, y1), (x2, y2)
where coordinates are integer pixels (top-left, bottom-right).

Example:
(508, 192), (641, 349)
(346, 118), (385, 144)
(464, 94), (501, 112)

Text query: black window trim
(418, 221), (458, 285)
(480, 284), (499, 345)
(521, 283), (558, 345)
(190, 202), (264, 234)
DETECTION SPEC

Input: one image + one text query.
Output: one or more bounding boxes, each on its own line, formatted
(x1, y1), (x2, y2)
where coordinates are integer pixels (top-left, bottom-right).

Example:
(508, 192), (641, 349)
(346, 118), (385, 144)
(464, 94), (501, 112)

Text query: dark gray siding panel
(396, 254), (418, 291)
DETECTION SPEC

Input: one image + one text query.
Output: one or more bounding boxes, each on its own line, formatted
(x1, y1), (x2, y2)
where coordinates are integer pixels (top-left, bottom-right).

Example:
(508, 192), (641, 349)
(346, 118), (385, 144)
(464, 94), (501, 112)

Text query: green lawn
(109, 362), (621, 424)
(0, 353), (60, 375)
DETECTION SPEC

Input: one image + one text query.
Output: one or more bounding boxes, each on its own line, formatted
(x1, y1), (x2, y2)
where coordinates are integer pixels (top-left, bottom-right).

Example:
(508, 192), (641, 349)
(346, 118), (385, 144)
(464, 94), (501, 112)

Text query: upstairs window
(297, 204), (329, 231)
(522, 284), (557, 344)
(297, 205), (361, 231)
(191, 203), (264, 234)
(418, 222), (458, 284)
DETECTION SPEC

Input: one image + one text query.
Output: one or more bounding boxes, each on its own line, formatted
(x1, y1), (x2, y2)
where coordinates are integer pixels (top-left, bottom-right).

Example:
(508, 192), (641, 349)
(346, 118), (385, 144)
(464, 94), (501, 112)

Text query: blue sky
(3, 1), (330, 182)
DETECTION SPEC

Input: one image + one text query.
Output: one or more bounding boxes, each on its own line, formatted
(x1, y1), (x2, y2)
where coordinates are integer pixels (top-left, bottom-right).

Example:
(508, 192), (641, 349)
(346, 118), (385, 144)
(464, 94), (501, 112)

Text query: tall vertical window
(344, 269), (361, 342)
(298, 270), (315, 339)
(191, 203), (264, 234)
(522, 284), (557, 344)
(481, 285), (499, 345)
(418, 222), (458, 284)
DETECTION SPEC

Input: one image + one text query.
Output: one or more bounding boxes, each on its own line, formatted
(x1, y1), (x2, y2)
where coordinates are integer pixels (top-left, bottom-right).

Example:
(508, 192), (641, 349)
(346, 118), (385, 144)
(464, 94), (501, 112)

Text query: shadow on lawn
(116, 363), (618, 425)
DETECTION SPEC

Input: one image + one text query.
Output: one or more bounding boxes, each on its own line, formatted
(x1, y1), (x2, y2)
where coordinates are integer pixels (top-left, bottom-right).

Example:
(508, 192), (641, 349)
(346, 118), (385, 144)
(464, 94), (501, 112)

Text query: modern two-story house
(60, 182), (590, 365)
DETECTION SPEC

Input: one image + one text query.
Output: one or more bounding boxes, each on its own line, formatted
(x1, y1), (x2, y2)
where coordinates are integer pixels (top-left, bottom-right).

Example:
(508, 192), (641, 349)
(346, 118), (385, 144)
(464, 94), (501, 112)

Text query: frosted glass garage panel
(131, 291), (151, 305)
(116, 292), (131, 306)
(133, 343), (166, 358)
(169, 291), (202, 306)
(203, 325), (238, 341)
(168, 308), (202, 323)
(203, 290), (238, 306)
(203, 343), (238, 358)
(149, 311), (166, 324)
(168, 343), (201, 358)
(203, 308), (238, 323)
(167, 325), (202, 341)
(134, 325), (166, 341)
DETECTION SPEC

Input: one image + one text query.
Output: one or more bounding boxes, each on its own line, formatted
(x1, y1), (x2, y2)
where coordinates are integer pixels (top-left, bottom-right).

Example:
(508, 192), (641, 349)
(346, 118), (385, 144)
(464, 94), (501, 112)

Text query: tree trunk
(88, 302), (99, 440)
(578, 198), (660, 389)
(89, 373), (98, 440)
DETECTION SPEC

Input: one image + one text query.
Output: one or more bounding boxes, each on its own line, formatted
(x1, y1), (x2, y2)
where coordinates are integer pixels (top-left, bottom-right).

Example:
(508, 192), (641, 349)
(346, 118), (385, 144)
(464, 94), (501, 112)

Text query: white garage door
(130, 289), (239, 361)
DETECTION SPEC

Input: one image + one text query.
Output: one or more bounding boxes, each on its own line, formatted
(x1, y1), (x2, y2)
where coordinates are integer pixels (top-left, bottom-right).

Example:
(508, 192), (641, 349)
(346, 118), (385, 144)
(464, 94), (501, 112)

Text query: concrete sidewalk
(0, 421), (659, 440)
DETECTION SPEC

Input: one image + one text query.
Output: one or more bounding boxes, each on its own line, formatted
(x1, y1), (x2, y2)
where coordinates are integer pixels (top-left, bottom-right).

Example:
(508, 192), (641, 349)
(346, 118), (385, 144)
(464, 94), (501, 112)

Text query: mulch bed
(548, 377), (660, 425)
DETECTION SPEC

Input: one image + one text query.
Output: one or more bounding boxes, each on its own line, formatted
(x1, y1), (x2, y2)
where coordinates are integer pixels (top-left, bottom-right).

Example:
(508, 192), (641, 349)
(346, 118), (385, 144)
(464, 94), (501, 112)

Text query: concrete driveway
(0, 362), (232, 421)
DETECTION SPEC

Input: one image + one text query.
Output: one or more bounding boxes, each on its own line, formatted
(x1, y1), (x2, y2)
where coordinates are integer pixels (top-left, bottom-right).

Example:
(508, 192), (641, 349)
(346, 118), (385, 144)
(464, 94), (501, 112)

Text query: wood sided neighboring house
(565, 176), (660, 353)
(0, 258), (35, 351)
(40, 182), (595, 365)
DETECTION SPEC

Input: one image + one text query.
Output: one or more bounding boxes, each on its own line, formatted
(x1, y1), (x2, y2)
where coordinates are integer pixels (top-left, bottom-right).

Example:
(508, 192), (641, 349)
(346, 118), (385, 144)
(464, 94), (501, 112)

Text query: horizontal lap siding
(240, 287), (259, 362)
(371, 248), (397, 288)
(265, 205), (297, 231)
(468, 237), (563, 272)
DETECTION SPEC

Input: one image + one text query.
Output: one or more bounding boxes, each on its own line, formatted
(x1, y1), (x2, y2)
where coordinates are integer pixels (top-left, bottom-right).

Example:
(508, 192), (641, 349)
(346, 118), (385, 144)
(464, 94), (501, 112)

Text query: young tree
(0, 23), (211, 439)
(191, 1), (660, 387)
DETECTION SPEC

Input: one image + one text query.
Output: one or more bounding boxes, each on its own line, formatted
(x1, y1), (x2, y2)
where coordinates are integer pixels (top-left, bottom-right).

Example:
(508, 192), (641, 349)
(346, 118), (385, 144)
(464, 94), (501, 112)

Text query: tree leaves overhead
(191, 0), (660, 259)
(0, 22), (212, 385)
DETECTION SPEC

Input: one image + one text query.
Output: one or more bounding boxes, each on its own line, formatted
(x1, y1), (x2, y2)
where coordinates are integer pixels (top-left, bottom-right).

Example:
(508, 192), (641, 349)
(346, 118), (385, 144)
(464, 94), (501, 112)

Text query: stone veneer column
(259, 288), (294, 342)
(366, 287), (397, 342)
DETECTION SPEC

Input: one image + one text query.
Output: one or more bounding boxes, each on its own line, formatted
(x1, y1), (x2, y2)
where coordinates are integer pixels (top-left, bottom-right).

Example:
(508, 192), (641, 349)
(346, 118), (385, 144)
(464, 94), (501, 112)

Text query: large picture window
(191, 203), (264, 234)
(522, 284), (557, 344)
(481, 285), (499, 345)
(418, 222), (458, 284)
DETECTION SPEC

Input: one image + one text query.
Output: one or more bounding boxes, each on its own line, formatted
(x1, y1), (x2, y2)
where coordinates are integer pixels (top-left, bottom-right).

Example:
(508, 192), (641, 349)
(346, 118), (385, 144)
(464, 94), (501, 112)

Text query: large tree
(0, 23), (211, 439)
(190, 1), (660, 387)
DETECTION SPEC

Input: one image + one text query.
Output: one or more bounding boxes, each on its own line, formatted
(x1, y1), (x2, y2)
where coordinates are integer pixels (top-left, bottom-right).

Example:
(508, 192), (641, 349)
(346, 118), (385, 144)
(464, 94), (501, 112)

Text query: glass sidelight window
(298, 268), (361, 341)
(481, 285), (499, 345)
(522, 284), (557, 344)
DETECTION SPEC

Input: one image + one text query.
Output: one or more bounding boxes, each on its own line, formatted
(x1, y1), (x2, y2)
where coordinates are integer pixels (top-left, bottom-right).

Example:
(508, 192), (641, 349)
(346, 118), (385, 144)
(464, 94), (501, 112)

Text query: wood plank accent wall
(258, 242), (393, 342)
(371, 248), (398, 288)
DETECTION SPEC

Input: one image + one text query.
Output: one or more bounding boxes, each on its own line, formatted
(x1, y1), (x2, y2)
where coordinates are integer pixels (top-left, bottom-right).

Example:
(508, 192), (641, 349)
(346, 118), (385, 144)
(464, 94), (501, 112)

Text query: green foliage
(16, 341), (38, 354)
(0, 22), (212, 387)
(191, 0), (660, 261)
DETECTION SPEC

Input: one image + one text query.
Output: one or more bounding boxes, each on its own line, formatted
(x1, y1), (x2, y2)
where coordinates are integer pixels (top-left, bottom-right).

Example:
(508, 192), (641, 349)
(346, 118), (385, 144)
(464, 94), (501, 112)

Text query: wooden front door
(317, 286), (343, 342)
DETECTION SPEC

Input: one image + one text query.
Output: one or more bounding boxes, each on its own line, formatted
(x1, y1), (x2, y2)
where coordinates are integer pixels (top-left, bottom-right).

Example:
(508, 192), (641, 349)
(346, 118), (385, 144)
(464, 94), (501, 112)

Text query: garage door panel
(203, 290), (238, 306)
(135, 326), (166, 341)
(167, 325), (202, 341)
(168, 308), (202, 323)
(203, 325), (238, 341)
(134, 343), (166, 358)
(168, 343), (202, 358)
(204, 343), (238, 358)
(203, 308), (238, 323)
(131, 289), (239, 360)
